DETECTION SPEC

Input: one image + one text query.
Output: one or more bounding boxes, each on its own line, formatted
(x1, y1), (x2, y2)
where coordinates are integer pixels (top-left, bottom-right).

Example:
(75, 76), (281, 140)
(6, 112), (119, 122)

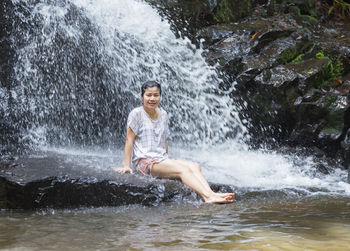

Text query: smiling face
(142, 86), (161, 110)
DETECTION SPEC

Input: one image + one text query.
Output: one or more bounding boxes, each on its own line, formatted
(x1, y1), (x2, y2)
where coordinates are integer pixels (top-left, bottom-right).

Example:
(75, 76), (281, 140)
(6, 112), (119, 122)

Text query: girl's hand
(116, 167), (133, 174)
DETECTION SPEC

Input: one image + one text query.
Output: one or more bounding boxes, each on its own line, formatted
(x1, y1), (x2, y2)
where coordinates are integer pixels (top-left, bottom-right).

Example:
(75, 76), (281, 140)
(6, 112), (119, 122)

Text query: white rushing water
(11, 0), (350, 196)
(72, 0), (248, 144)
(12, 0), (247, 146)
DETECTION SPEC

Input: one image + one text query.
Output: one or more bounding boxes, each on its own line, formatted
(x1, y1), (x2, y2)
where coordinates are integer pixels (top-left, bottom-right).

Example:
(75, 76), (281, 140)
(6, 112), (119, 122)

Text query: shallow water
(1, 196), (350, 250)
(1, 146), (350, 250)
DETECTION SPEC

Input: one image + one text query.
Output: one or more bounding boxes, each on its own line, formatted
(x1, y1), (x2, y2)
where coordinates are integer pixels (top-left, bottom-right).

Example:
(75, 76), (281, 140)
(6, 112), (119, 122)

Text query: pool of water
(1, 196), (349, 250)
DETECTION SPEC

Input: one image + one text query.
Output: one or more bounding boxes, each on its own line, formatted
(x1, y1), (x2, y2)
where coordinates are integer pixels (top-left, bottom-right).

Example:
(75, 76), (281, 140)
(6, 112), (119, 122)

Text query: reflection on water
(1, 197), (350, 250)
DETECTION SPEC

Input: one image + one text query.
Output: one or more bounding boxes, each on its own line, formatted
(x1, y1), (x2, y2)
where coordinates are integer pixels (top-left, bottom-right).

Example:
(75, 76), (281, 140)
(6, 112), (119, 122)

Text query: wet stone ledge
(0, 176), (189, 209)
(0, 155), (235, 209)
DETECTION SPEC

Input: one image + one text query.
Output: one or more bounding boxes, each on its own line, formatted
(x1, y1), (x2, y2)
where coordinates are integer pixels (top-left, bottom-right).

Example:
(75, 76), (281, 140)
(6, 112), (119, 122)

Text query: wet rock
(0, 155), (234, 209)
(196, 7), (350, 156)
(147, 0), (322, 44)
(146, 0), (272, 44)
(344, 124), (350, 185)
(0, 175), (185, 209)
(210, 0), (255, 24)
(314, 163), (330, 174)
(344, 128), (350, 169)
(145, 0), (215, 43)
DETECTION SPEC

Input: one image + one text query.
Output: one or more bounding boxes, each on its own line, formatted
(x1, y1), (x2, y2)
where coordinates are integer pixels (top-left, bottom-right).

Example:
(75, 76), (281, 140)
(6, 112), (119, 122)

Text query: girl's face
(142, 86), (161, 110)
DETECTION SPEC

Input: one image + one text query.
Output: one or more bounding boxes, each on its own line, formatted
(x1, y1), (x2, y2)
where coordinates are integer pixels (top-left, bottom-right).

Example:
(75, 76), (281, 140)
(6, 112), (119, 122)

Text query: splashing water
(173, 143), (350, 195)
(7, 0), (246, 149)
(3, 0), (350, 196)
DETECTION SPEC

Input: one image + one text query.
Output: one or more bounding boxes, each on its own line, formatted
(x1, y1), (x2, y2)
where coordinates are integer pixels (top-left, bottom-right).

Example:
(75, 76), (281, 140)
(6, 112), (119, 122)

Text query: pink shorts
(135, 158), (164, 176)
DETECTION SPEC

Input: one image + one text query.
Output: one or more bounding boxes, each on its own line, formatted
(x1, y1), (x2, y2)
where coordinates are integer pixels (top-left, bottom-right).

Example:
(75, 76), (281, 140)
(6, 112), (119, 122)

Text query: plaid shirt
(127, 106), (169, 165)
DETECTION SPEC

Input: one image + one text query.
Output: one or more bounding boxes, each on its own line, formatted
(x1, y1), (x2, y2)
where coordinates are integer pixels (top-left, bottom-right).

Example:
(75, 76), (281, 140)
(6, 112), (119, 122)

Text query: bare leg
(151, 159), (233, 203)
(175, 159), (234, 199)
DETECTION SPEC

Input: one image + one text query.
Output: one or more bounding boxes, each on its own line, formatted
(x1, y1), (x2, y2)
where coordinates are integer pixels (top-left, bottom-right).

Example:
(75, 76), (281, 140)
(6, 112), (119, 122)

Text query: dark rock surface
(0, 175), (184, 209)
(197, 10), (350, 163)
(195, 16), (349, 165)
(146, 0), (272, 44)
(0, 153), (234, 209)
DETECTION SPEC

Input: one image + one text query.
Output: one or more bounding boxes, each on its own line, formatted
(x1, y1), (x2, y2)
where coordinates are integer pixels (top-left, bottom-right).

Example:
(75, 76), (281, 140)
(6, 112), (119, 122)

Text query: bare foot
(205, 195), (234, 204)
(216, 193), (235, 200)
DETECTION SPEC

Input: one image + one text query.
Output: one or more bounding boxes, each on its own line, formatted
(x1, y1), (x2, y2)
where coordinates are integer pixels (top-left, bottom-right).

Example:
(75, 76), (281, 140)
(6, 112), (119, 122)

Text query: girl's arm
(165, 140), (168, 154)
(117, 128), (135, 173)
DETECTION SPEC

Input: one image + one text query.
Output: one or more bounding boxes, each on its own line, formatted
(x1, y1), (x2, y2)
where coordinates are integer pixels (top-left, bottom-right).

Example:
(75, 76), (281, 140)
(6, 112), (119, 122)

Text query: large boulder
(0, 154), (234, 209)
(0, 176), (185, 209)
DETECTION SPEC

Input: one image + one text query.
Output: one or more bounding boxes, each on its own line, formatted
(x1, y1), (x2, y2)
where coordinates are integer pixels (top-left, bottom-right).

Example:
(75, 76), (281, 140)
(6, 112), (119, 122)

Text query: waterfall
(2, 0), (350, 195)
(2, 0), (247, 151)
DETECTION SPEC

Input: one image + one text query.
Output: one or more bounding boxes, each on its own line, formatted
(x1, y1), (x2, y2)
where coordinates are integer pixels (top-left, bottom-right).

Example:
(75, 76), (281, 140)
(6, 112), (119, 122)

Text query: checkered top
(127, 106), (169, 164)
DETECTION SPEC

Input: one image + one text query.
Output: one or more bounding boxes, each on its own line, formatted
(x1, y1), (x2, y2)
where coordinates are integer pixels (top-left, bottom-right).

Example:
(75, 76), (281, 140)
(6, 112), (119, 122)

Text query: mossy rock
(277, 40), (313, 65)
(213, 0), (253, 23)
(321, 96), (349, 137)
(284, 0), (318, 25)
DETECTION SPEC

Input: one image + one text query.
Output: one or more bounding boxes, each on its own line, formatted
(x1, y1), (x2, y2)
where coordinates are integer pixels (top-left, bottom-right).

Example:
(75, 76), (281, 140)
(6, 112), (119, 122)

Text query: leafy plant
(319, 58), (343, 88)
(327, 0), (350, 20)
(316, 50), (325, 59)
(292, 54), (304, 64)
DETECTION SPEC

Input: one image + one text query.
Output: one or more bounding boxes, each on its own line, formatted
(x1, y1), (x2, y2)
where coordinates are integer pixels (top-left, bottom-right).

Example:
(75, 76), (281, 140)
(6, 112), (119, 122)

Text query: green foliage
(326, 59), (343, 79)
(291, 54), (304, 64)
(293, 0), (319, 24)
(313, 49), (344, 89)
(325, 95), (337, 105)
(333, 60), (343, 77)
(279, 41), (312, 65)
(316, 50), (325, 59)
(306, 15), (319, 23)
(280, 47), (297, 64)
(319, 58), (343, 88)
(327, 0), (350, 20)
(214, 0), (232, 23)
(321, 126), (341, 134)
(213, 0), (252, 23)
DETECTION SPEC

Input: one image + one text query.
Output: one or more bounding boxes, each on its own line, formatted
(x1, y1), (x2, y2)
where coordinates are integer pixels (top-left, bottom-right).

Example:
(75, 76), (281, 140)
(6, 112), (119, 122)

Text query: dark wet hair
(141, 81), (161, 96)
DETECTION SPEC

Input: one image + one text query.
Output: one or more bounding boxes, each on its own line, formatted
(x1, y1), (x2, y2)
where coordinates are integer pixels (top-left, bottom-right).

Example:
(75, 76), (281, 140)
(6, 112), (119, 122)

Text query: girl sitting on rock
(117, 81), (234, 203)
